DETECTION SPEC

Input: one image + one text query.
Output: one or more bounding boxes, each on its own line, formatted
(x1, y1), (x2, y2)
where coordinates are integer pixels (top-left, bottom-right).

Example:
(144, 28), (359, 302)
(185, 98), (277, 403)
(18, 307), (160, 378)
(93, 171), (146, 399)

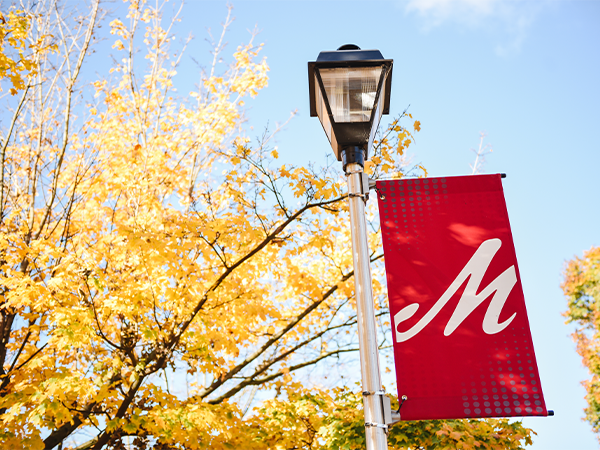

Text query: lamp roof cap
(316, 45), (385, 63)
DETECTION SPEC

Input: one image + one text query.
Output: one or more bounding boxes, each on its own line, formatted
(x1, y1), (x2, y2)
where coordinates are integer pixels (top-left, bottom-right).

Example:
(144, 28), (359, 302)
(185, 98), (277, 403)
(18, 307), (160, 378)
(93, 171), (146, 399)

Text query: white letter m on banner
(394, 238), (517, 343)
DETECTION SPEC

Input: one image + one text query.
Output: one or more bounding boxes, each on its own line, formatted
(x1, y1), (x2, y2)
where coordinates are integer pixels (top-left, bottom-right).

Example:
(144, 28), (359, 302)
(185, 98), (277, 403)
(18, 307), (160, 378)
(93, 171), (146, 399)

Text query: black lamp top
(316, 44), (385, 63)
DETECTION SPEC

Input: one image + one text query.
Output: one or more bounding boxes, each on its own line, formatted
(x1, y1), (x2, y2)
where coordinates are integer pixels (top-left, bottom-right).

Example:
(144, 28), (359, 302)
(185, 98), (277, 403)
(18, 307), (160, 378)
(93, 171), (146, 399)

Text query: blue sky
(112, 0), (600, 447)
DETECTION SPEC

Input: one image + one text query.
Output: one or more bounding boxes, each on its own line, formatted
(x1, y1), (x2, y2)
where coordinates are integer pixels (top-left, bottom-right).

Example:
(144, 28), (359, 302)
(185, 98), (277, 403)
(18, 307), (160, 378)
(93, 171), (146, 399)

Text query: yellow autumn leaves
(562, 246), (600, 437)
(0, 8), (56, 95)
(0, 9), (34, 94)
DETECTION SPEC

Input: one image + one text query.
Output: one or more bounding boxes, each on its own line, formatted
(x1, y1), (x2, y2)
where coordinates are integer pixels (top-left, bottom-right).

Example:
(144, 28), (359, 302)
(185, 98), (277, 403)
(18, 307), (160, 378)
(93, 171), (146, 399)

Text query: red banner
(376, 174), (548, 421)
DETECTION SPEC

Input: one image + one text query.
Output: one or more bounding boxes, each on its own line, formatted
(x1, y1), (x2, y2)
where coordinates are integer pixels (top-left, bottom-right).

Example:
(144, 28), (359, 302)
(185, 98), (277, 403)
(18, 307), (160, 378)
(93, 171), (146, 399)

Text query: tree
(0, 1), (534, 448)
(562, 246), (600, 439)
(255, 385), (532, 450)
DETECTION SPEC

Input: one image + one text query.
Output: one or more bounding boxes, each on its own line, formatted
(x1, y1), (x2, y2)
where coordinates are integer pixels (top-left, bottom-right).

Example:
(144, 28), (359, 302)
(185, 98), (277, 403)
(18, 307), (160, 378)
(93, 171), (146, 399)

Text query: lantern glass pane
(368, 75), (387, 151)
(315, 73), (333, 144)
(319, 66), (383, 123)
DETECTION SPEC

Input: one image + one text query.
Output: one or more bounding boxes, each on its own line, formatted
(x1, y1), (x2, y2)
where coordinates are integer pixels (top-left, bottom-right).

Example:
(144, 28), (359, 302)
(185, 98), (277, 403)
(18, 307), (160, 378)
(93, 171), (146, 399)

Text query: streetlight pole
(345, 157), (388, 450)
(308, 45), (394, 450)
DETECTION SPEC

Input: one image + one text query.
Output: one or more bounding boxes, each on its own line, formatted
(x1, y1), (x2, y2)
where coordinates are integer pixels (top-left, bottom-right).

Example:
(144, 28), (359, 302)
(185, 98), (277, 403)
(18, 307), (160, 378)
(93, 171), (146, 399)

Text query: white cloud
(404, 0), (554, 55)
(406, 0), (500, 28)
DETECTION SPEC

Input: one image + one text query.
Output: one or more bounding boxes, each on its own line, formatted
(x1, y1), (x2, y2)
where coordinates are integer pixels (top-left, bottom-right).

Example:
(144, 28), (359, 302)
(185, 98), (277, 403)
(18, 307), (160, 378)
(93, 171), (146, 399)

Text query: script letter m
(394, 238), (517, 343)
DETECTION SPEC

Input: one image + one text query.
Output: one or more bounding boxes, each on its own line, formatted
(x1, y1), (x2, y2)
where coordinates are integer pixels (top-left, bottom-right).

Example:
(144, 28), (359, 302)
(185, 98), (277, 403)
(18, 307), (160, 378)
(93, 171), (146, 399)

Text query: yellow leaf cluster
(366, 110), (425, 179)
(0, 9), (34, 94)
(562, 246), (600, 439)
(0, 7), (55, 95)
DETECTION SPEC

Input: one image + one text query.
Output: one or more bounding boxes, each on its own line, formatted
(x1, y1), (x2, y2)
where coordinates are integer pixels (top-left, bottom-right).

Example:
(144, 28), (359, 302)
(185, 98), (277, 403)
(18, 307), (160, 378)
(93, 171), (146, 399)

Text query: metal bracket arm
(368, 177), (377, 191)
(362, 390), (402, 426)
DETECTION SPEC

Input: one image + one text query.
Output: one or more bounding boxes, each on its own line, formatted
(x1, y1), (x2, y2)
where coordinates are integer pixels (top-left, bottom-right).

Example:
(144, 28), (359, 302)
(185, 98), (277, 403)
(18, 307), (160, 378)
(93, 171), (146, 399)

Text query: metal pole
(345, 162), (388, 450)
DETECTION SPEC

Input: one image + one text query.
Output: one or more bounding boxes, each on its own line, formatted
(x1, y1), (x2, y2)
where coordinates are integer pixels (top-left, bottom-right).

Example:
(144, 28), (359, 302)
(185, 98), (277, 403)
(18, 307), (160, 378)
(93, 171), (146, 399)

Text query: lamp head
(308, 45), (393, 164)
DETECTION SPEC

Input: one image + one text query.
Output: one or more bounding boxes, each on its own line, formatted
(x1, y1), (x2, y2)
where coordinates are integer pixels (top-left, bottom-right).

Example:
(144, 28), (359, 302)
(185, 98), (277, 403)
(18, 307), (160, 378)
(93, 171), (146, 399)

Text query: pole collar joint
(341, 146), (365, 172)
(364, 422), (389, 431)
(362, 389), (386, 396)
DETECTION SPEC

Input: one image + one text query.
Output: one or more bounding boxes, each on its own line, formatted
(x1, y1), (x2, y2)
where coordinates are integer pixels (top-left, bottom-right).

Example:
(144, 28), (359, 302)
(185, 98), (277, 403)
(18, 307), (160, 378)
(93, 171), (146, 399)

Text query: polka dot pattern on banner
(455, 327), (546, 418)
